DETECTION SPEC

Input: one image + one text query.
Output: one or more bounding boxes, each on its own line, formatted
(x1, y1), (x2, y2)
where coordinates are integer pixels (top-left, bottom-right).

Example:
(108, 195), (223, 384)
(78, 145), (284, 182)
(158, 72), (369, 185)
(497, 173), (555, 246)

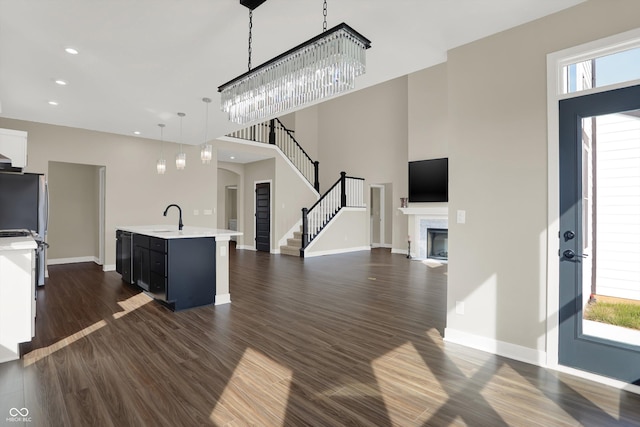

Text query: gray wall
(444, 0), (640, 351)
(47, 161), (100, 260)
(0, 117), (219, 268)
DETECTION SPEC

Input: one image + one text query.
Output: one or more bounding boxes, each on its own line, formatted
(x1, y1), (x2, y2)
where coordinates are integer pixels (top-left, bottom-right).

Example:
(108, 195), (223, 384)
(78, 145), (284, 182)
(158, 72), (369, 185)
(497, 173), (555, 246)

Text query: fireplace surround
(399, 207), (448, 260)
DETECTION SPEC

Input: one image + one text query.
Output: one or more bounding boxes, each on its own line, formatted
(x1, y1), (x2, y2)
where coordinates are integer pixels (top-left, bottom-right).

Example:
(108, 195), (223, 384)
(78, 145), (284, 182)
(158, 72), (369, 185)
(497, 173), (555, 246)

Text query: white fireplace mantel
(399, 207), (448, 218)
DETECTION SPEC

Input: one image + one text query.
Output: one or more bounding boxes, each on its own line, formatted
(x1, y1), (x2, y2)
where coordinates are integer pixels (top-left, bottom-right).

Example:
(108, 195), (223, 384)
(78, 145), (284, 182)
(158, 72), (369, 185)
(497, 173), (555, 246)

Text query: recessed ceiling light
(133, 131), (141, 135)
(55, 79), (68, 86)
(48, 101), (59, 106)
(65, 47), (79, 55)
(230, 156), (236, 160)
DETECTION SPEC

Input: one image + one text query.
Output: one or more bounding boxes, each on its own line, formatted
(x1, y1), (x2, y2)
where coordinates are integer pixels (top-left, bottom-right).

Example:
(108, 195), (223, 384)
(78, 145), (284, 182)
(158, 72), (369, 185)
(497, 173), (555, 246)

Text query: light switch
(203, 209), (213, 216)
(455, 301), (465, 315)
(220, 245), (227, 257)
(457, 210), (466, 224)
(194, 209), (199, 216)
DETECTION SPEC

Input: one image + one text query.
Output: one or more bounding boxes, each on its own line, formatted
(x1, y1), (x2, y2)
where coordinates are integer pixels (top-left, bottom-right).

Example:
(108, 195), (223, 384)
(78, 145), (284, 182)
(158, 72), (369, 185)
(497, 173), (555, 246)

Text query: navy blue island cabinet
(117, 229), (217, 311)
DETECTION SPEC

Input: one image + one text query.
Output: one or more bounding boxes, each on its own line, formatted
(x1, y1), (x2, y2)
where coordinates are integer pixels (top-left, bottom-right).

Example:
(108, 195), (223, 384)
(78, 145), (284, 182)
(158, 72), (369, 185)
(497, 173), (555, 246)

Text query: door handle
(563, 249), (588, 259)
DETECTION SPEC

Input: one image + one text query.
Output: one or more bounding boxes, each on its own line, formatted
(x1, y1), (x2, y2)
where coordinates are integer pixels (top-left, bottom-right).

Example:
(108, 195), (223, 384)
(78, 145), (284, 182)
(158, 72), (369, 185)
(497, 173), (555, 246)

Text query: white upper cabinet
(0, 128), (28, 168)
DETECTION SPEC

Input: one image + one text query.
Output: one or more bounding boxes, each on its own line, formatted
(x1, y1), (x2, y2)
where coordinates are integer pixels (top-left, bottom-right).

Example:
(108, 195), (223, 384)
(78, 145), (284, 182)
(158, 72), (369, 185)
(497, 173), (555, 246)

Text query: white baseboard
(236, 245), (255, 251)
(550, 365), (640, 396)
(47, 256), (98, 265)
(443, 328), (546, 367)
(103, 264), (116, 272)
(371, 243), (392, 249)
(391, 248), (410, 255)
(215, 294), (231, 305)
(304, 246), (371, 258)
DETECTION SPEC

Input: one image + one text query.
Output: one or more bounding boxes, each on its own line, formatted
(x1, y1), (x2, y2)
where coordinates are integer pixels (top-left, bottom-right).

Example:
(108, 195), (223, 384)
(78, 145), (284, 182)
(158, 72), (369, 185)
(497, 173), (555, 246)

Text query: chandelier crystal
(218, 22), (370, 125)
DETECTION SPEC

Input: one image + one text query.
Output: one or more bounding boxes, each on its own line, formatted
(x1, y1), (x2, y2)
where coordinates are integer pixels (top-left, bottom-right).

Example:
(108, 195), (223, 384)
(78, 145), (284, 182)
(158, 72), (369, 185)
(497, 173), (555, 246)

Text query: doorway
(559, 83), (640, 384)
(255, 182), (271, 252)
(47, 161), (106, 266)
(370, 185), (385, 247)
(226, 185), (238, 241)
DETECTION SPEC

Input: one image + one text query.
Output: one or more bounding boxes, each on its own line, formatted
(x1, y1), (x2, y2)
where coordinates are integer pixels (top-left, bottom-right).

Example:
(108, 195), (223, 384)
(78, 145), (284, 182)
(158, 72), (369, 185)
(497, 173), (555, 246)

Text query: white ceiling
(0, 0), (584, 146)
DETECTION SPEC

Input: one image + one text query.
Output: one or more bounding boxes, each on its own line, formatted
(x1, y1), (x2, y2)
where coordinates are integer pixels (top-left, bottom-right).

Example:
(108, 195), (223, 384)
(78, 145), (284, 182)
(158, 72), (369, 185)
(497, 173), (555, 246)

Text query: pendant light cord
(248, 10), (253, 71)
(323, 0), (327, 32)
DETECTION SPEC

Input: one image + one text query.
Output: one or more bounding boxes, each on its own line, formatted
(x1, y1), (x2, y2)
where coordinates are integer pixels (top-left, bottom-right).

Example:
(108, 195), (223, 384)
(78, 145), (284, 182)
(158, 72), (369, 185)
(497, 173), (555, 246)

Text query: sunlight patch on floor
(23, 320), (107, 366)
(23, 293), (152, 367)
(480, 362), (574, 425)
(210, 347), (293, 426)
(371, 340), (446, 425)
(113, 292), (153, 319)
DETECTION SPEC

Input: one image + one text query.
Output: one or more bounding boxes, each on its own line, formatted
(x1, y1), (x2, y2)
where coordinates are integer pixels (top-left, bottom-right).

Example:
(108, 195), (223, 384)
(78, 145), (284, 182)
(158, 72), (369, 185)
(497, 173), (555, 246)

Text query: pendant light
(200, 97), (213, 163)
(176, 112), (186, 170)
(156, 123), (166, 174)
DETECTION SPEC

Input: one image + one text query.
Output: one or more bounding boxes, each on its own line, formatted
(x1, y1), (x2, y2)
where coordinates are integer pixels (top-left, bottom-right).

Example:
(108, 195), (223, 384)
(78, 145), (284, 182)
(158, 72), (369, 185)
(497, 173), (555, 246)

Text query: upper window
(563, 46), (640, 94)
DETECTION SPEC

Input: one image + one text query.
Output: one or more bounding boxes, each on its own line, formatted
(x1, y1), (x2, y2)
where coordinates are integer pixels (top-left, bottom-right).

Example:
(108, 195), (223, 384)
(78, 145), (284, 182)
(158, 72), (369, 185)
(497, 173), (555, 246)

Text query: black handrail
(274, 118), (314, 164)
(301, 172), (364, 254)
(273, 119), (320, 192)
(307, 173), (343, 212)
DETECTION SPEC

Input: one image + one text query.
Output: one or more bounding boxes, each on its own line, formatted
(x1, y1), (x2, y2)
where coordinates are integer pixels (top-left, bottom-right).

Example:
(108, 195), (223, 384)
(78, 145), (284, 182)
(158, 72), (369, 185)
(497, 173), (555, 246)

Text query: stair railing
(228, 119), (320, 192)
(301, 172), (365, 250)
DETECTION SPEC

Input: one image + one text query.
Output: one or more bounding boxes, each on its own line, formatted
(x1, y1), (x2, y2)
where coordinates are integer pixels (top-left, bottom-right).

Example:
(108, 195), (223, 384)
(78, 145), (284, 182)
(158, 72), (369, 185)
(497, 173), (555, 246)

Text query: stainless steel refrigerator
(0, 172), (48, 286)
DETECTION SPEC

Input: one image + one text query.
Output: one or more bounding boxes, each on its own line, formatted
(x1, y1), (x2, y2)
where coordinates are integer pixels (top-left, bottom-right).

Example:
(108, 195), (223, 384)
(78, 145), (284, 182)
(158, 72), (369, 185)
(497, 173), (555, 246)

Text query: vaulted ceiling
(0, 0), (584, 145)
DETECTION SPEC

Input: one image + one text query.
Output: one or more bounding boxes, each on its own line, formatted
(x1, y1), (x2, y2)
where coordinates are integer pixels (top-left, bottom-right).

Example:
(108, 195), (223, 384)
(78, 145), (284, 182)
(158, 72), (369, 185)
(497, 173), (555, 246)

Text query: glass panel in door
(559, 84), (640, 384)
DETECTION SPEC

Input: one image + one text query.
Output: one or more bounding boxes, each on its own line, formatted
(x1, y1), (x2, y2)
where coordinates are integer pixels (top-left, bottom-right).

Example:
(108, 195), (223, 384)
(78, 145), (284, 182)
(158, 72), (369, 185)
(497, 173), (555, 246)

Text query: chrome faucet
(163, 204), (183, 230)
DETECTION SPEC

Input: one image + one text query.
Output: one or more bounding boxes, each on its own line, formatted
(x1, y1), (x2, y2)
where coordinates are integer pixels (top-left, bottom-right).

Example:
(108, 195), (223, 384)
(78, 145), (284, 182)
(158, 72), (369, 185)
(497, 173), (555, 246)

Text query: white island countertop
(0, 236), (37, 251)
(116, 225), (242, 240)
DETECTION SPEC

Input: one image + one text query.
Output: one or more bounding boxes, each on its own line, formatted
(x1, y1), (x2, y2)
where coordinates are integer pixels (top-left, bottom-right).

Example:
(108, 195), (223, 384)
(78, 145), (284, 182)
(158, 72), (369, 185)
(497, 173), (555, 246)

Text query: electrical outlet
(457, 210), (466, 224)
(203, 209), (213, 215)
(193, 209), (199, 216)
(455, 301), (465, 315)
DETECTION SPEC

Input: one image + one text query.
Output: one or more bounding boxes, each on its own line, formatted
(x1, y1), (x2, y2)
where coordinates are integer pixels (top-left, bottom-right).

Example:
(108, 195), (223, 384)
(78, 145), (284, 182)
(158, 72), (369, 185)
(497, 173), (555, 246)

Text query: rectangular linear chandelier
(218, 21), (371, 125)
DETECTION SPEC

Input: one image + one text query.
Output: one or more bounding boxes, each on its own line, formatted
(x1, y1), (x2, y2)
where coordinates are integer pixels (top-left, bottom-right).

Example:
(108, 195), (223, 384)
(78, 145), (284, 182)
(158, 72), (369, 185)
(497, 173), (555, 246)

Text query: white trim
(235, 245), (254, 251)
(98, 166), (106, 266)
(214, 293), (231, 305)
(551, 365), (640, 396)
(371, 243), (392, 249)
(391, 248), (409, 255)
(546, 26), (640, 378)
(103, 264), (116, 272)
(399, 206), (448, 217)
(370, 184), (385, 247)
(47, 256), (98, 265)
(444, 328), (546, 367)
(304, 246), (371, 258)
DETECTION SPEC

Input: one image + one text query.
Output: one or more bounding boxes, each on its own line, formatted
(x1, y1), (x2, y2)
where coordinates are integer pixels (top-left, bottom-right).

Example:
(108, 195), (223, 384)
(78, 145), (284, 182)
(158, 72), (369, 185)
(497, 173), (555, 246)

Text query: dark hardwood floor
(2, 248), (640, 426)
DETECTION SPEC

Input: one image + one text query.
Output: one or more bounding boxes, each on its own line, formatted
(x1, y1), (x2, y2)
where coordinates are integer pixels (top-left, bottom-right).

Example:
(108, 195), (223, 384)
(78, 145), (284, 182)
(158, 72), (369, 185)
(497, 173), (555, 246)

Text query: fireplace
(427, 228), (448, 260)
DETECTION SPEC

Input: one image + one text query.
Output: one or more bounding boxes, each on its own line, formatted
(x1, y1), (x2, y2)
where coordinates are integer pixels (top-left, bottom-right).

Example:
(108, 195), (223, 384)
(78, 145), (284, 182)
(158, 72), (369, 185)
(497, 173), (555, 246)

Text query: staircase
(280, 227), (304, 256)
(227, 119), (365, 257)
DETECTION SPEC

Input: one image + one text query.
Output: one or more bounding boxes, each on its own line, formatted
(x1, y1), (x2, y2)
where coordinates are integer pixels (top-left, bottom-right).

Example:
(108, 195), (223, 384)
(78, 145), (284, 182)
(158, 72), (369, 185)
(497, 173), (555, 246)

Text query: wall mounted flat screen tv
(408, 158), (448, 202)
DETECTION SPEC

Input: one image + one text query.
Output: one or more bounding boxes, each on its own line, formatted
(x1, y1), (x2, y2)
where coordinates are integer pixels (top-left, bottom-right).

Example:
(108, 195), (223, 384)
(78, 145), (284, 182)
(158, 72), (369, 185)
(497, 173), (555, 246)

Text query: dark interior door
(559, 83), (640, 384)
(255, 182), (270, 252)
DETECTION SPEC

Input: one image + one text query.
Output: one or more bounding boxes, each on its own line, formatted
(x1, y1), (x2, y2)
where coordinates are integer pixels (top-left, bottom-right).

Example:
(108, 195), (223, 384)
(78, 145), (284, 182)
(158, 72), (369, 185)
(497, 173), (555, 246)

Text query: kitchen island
(0, 235), (36, 362)
(116, 226), (241, 311)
